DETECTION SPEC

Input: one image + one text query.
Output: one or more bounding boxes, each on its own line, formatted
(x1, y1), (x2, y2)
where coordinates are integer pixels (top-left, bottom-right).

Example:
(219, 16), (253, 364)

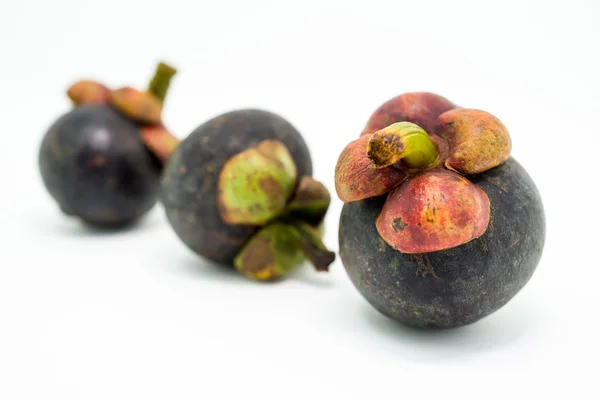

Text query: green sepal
(234, 222), (304, 281)
(217, 140), (298, 226)
(284, 176), (331, 226)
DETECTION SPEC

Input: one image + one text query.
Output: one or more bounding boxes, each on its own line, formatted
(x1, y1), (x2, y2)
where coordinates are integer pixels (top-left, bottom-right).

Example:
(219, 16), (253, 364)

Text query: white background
(1, 0), (599, 398)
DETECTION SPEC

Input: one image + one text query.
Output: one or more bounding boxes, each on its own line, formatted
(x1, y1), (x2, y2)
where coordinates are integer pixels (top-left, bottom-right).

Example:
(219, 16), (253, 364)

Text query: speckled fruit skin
(38, 105), (161, 227)
(161, 109), (313, 265)
(339, 158), (545, 329)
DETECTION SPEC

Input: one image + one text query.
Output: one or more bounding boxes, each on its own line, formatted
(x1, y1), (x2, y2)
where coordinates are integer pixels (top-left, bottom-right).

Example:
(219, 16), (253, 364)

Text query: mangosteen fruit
(335, 92), (545, 329)
(161, 109), (335, 281)
(38, 62), (180, 228)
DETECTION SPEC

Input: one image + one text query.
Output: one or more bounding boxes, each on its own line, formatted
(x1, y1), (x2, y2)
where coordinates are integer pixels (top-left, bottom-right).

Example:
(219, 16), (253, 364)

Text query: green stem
(147, 62), (177, 104)
(290, 221), (335, 272)
(366, 121), (439, 169)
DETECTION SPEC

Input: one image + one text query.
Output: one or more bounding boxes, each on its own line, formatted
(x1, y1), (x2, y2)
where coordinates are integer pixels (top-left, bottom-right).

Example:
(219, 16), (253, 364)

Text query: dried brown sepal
(335, 135), (407, 203)
(67, 80), (111, 106)
(376, 168), (490, 254)
(139, 125), (180, 162)
(109, 87), (163, 125)
(437, 108), (512, 175)
(361, 92), (458, 137)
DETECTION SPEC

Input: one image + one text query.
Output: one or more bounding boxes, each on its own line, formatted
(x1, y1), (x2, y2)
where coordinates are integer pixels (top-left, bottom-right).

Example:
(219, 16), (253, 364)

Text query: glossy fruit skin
(339, 157), (545, 329)
(38, 105), (161, 227)
(161, 109), (313, 265)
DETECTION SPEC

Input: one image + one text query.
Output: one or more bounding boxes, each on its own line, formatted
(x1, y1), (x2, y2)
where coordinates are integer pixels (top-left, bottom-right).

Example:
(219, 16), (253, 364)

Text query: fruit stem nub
(148, 62), (178, 104)
(366, 121), (439, 170)
(290, 221), (335, 272)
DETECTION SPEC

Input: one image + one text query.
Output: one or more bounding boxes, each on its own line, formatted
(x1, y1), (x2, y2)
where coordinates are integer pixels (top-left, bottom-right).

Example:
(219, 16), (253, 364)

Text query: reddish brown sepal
(67, 80), (111, 106)
(361, 92), (457, 137)
(430, 133), (450, 165)
(286, 176), (331, 226)
(335, 135), (407, 203)
(436, 108), (512, 175)
(376, 168), (490, 254)
(109, 87), (163, 125)
(140, 125), (180, 162)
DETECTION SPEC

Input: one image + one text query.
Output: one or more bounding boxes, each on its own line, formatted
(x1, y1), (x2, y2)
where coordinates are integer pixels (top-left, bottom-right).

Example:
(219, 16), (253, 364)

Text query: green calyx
(218, 140), (335, 281)
(234, 221), (332, 281)
(366, 121), (439, 170)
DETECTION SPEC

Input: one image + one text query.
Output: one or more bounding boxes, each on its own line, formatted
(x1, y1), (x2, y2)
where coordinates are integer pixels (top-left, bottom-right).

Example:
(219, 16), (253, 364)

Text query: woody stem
(289, 221), (335, 272)
(147, 62), (177, 104)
